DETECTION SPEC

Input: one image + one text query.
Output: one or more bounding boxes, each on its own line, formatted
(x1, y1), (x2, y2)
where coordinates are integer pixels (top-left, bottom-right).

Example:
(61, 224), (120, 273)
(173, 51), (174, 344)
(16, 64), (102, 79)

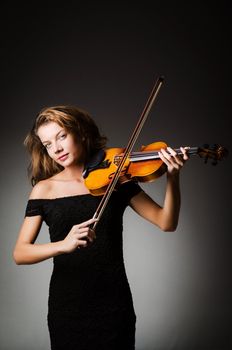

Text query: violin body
(85, 142), (168, 195)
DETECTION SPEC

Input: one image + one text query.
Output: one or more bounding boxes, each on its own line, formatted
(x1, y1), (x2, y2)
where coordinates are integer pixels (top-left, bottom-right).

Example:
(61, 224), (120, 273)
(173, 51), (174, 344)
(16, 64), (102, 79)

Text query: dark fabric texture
(24, 180), (143, 350)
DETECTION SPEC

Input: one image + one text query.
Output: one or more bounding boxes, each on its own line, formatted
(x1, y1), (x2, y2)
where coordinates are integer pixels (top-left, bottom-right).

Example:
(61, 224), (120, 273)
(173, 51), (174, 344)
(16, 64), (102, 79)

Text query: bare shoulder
(28, 179), (52, 199)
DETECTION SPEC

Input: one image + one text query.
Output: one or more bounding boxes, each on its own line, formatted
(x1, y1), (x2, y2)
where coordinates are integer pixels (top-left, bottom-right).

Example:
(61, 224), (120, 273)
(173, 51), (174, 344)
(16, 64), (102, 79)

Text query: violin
(85, 76), (228, 230)
(83, 142), (228, 196)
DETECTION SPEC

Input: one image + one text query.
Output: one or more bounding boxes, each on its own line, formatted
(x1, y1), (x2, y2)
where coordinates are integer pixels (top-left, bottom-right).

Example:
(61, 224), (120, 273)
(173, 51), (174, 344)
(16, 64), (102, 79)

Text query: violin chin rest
(82, 149), (106, 179)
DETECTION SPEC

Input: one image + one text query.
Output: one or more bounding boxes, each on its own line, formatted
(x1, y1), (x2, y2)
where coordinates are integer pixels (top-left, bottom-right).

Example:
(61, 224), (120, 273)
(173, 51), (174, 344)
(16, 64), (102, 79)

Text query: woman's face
(37, 121), (82, 166)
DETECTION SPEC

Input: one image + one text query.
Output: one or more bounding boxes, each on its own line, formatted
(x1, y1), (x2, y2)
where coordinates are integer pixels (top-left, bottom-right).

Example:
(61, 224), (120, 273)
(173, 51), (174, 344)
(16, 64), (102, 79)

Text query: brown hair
(24, 105), (107, 186)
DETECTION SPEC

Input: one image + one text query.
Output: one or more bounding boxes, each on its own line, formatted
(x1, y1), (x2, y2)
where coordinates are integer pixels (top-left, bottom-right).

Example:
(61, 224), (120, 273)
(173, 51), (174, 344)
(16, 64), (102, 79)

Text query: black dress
(24, 180), (143, 350)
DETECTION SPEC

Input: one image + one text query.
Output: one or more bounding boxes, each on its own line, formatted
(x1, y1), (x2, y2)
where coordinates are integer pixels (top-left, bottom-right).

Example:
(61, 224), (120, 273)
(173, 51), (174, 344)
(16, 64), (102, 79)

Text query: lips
(58, 153), (69, 160)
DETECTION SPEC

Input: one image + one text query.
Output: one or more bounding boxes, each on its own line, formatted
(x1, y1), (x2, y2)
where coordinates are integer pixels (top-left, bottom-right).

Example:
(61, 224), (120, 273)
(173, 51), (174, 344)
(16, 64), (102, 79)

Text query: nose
(54, 141), (63, 154)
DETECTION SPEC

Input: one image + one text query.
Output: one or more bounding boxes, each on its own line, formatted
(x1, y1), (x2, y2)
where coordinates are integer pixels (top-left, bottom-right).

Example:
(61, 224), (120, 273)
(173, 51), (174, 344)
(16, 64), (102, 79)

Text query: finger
(168, 146), (187, 166)
(166, 147), (181, 163)
(167, 147), (177, 157)
(159, 149), (173, 165)
(78, 230), (95, 243)
(78, 217), (99, 229)
(180, 146), (189, 160)
(86, 230), (94, 243)
(162, 148), (181, 167)
(89, 229), (96, 241)
(77, 231), (89, 238)
(167, 146), (182, 160)
(158, 150), (171, 167)
(91, 229), (97, 240)
(160, 148), (173, 160)
(77, 227), (89, 234)
(74, 226), (96, 242)
(160, 149), (183, 172)
(78, 240), (88, 247)
(81, 235), (93, 243)
(159, 151), (177, 170)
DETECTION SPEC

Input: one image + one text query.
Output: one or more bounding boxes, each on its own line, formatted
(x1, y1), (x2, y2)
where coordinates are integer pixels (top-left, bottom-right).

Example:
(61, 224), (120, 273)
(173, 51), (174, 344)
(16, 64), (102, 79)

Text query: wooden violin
(85, 76), (228, 230)
(83, 142), (228, 196)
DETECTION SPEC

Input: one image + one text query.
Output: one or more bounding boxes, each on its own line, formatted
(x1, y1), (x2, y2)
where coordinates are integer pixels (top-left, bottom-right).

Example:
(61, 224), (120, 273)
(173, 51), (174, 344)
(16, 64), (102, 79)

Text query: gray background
(1, 2), (231, 349)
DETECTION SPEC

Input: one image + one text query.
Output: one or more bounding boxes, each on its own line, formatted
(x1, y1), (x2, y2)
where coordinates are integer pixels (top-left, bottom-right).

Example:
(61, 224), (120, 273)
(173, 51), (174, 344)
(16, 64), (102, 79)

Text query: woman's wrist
(166, 170), (180, 183)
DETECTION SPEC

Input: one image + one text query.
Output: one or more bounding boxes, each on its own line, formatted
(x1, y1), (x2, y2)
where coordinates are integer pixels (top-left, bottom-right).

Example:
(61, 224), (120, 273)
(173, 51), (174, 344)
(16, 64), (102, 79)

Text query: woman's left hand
(158, 146), (189, 176)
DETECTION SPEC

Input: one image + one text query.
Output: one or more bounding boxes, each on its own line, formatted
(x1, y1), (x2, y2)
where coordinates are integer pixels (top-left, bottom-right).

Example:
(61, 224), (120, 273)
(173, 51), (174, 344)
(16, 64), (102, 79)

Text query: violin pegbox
(197, 144), (229, 165)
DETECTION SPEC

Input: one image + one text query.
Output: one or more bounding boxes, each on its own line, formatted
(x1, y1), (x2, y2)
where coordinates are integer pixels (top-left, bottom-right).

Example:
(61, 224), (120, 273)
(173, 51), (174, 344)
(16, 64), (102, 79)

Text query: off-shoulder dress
(24, 180), (143, 350)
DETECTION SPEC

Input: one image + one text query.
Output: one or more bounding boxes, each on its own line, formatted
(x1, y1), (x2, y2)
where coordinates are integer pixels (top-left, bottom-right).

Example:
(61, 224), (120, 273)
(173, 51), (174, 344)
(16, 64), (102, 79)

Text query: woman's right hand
(61, 218), (98, 253)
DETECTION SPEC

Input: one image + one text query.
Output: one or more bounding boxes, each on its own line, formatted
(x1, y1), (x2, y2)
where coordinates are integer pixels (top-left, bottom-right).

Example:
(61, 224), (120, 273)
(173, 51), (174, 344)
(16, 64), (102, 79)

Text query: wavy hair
(24, 105), (108, 186)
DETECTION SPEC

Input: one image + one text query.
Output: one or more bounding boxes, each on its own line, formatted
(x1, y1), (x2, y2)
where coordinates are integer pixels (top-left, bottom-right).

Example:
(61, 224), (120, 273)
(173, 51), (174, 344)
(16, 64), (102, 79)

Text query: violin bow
(91, 76), (164, 230)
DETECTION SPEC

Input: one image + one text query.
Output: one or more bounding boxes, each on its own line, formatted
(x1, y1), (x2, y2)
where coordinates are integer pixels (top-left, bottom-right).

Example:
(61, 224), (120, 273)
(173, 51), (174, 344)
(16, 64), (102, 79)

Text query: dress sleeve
(117, 180), (143, 205)
(24, 200), (44, 218)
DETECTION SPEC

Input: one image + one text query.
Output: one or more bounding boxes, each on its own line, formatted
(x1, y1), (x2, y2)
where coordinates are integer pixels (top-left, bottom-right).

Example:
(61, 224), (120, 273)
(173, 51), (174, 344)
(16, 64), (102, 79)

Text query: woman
(13, 105), (189, 349)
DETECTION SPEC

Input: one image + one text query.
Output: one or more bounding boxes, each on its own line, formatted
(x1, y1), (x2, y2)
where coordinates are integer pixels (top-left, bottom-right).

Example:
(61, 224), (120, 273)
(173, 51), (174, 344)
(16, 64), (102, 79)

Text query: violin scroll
(197, 144), (229, 165)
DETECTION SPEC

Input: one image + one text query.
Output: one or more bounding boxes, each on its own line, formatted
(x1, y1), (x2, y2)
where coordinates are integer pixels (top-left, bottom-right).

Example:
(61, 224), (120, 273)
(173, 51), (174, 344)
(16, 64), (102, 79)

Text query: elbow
(13, 251), (21, 265)
(159, 221), (178, 232)
(13, 249), (25, 265)
(13, 245), (38, 265)
(162, 225), (177, 232)
(154, 210), (180, 232)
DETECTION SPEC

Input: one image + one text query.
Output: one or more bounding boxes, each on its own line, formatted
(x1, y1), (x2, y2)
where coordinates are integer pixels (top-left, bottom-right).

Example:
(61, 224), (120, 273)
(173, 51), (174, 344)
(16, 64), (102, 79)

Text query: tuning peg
(212, 144), (219, 151)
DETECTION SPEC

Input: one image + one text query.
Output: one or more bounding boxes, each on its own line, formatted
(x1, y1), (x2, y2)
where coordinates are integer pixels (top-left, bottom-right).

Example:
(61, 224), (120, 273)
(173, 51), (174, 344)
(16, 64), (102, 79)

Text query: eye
(59, 134), (66, 139)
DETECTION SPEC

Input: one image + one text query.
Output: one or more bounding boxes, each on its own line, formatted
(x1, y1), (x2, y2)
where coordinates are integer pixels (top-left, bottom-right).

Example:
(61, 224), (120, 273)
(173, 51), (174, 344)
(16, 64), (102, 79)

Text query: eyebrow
(41, 130), (65, 144)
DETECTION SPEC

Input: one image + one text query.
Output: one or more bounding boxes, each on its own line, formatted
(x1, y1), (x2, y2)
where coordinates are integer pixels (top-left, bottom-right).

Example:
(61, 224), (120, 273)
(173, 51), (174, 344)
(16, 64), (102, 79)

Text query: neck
(60, 164), (85, 181)
(114, 147), (197, 163)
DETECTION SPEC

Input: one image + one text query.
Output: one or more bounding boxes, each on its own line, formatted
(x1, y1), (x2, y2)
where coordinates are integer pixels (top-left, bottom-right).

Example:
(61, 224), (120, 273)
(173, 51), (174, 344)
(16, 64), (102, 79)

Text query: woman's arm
(129, 146), (188, 231)
(13, 181), (65, 265)
(13, 180), (97, 265)
(13, 215), (97, 265)
(13, 216), (65, 265)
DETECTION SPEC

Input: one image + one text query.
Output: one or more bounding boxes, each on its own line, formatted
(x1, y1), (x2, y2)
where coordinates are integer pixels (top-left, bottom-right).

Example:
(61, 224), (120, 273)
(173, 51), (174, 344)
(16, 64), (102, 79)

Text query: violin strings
(115, 147), (198, 161)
